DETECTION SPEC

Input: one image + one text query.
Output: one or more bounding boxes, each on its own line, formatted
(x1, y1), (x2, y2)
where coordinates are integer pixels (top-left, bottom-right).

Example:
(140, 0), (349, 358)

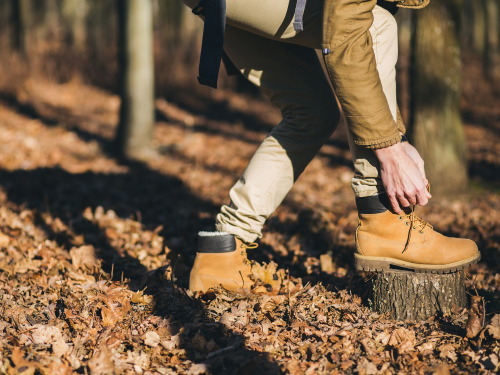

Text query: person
(184, 0), (481, 293)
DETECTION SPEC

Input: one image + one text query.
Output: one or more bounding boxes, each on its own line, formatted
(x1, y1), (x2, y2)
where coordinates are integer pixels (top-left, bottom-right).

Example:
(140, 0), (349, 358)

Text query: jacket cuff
(396, 106), (406, 134)
(347, 105), (402, 149)
(354, 132), (402, 149)
(382, 0), (430, 9)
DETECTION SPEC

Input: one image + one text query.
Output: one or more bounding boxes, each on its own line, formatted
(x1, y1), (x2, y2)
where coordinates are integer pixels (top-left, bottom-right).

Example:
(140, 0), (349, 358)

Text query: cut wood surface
(373, 270), (467, 321)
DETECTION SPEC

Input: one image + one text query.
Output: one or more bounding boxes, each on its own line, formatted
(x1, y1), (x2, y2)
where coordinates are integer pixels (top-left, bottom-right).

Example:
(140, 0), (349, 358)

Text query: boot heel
(354, 254), (390, 272)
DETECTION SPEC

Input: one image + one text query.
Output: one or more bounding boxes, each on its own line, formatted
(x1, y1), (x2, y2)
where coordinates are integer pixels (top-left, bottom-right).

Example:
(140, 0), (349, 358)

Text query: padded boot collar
(198, 232), (236, 253)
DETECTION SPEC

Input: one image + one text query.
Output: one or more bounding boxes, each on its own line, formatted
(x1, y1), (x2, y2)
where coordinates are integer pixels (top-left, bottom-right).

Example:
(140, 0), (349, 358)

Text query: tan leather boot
(354, 196), (480, 273)
(189, 232), (255, 293)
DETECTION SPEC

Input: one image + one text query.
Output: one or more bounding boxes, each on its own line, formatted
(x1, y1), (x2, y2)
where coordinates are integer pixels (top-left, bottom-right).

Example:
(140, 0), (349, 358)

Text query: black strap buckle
(192, 0), (206, 16)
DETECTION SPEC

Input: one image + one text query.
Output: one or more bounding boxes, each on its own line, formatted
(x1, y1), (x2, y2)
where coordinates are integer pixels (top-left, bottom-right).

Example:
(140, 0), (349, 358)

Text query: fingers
(417, 160), (426, 180)
(415, 184), (429, 206)
(423, 179), (432, 199)
(397, 193), (411, 209)
(388, 194), (402, 214)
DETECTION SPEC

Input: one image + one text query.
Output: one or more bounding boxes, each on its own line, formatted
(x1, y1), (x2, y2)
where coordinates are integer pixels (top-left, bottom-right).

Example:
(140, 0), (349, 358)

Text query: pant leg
(215, 26), (340, 242)
(182, 0), (400, 239)
(349, 5), (399, 198)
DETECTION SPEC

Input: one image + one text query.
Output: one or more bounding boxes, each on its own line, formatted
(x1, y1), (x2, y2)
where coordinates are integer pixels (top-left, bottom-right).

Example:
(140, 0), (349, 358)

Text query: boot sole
(354, 252), (481, 273)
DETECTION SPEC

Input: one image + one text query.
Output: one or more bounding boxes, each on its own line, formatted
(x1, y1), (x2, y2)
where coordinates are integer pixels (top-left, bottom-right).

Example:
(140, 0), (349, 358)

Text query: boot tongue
(402, 206), (413, 215)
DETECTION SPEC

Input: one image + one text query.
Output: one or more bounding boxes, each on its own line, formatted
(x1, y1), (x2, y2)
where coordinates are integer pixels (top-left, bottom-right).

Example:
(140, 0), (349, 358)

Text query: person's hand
(401, 141), (429, 188)
(374, 142), (432, 213)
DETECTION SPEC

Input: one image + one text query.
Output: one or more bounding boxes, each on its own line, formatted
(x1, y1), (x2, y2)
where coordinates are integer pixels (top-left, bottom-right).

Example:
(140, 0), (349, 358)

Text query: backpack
(193, 0), (307, 89)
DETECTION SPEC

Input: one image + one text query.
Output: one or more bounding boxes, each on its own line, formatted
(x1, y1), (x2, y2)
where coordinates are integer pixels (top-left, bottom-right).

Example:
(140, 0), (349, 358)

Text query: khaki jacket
(323, 0), (430, 149)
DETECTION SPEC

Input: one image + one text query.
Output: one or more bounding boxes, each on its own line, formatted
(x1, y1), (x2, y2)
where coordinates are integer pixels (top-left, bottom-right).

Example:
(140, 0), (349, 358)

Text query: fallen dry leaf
(131, 288), (153, 305)
(431, 364), (450, 375)
(143, 331), (160, 347)
(486, 314), (500, 339)
(70, 245), (100, 271)
(9, 347), (38, 375)
(99, 287), (131, 326)
(31, 324), (70, 356)
(466, 295), (485, 338)
(319, 254), (335, 274)
(251, 261), (283, 292)
(162, 334), (181, 351)
(354, 358), (378, 375)
(187, 364), (208, 375)
(87, 346), (116, 375)
(0, 232), (9, 247)
(439, 344), (457, 362)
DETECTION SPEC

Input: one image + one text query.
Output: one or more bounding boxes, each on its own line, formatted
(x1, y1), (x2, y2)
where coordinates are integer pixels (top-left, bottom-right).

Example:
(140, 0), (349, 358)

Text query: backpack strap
(293, 0), (308, 32)
(193, 0), (227, 88)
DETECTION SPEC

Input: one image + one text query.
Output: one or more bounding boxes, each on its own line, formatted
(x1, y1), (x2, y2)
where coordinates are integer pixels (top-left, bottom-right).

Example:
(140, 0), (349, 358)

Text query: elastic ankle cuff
(356, 193), (391, 214)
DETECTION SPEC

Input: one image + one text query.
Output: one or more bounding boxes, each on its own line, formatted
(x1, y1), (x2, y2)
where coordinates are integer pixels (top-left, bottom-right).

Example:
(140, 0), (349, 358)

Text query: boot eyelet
(405, 222), (409, 226)
(398, 216), (402, 220)
(419, 230), (424, 234)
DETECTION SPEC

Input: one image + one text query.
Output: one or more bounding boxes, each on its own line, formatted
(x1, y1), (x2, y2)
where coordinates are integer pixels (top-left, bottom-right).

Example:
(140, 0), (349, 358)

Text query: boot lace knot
(400, 206), (432, 253)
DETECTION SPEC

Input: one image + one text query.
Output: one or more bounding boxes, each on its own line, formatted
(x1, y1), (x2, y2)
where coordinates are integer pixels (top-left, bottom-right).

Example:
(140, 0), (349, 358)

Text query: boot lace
(240, 242), (258, 264)
(400, 206), (432, 253)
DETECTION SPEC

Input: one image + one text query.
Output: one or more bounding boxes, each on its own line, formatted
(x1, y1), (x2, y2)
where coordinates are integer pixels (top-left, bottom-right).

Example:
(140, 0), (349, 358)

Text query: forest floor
(0, 55), (500, 375)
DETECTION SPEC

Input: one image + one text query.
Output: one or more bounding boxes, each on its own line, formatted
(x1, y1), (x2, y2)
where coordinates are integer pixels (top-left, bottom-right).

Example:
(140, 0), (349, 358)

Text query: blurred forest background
(0, 0), (498, 191)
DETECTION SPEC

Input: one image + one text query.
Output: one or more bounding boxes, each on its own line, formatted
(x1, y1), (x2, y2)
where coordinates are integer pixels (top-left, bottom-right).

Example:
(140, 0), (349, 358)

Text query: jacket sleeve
(397, 105), (406, 134)
(322, 0), (400, 149)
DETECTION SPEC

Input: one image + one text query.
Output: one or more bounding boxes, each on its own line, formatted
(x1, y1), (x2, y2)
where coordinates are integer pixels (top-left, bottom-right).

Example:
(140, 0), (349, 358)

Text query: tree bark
(62, 0), (89, 54)
(11, 0), (31, 54)
(372, 270), (467, 321)
(409, 0), (467, 195)
(116, 0), (157, 160)
(483, 0), (500, 81)
(472, 0), (486, 55)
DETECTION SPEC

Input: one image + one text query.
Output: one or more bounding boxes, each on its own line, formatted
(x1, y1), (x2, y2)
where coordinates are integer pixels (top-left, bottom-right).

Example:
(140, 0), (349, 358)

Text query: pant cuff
(351, 185), (385, 198)
(215, 223), (259, 244)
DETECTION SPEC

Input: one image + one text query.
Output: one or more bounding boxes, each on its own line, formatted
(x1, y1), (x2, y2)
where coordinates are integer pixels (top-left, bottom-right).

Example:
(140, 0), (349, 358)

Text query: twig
(171, 257), (178, 301)
(239, 271), (245, 289)
(206, 345), (235, 359)
(332, 322), (363, 336)
(296, 313), (329, 332)
(287, 269), (291, 319)
(17, 326), (38, 335)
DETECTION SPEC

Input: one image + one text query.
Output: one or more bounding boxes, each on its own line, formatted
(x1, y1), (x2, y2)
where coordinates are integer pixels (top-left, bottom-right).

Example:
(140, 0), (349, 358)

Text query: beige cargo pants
(184, 0), (399, 243)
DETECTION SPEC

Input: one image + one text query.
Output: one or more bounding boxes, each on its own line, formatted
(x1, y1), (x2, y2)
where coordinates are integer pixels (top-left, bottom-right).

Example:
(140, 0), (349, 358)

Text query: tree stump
(372, 270), (467, 321)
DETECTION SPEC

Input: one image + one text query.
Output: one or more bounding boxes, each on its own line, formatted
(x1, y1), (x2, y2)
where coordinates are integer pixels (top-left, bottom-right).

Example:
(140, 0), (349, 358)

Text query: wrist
(374, 142), (405, 163)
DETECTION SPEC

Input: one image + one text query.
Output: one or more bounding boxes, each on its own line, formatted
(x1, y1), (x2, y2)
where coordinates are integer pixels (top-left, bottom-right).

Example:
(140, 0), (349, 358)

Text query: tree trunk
(483, 0), (500, 81)
(116, 0), (157, 160)
(11, 0), (31, 54)
(62, 0), (89, 54)
(409, 0), (467, 195)
(472, 0), (486, 55)
(372, 270), (467, 321)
